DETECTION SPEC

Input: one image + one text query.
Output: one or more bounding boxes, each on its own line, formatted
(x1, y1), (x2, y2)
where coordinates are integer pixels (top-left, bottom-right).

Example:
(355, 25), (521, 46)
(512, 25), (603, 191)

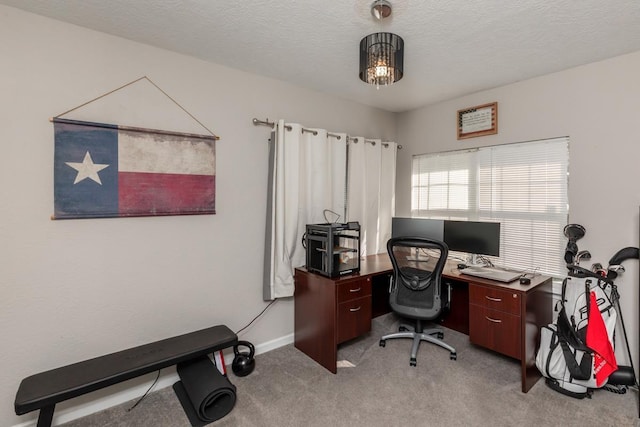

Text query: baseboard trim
(254, 332), (294, 354)
(11, 333), (295, 427)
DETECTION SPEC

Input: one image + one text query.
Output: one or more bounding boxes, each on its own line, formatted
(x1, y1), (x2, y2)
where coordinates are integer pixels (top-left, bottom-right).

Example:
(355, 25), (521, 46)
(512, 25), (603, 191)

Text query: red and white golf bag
(535, 273), (618, 398)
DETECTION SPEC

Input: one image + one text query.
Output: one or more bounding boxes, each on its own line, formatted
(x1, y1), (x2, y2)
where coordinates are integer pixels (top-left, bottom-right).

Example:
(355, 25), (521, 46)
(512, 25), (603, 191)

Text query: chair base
(379, 323), (456, 367)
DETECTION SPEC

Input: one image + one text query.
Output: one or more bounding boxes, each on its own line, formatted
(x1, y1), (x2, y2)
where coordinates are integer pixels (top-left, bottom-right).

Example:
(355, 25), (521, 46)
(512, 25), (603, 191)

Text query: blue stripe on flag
(54, 122), (119, 218)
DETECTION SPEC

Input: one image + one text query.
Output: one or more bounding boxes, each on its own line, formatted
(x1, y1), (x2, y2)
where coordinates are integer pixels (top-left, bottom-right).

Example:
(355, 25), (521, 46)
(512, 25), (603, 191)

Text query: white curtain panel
(354, 137), (380, 256)
(347, 138), (397, 257)
(346, 136), (366, 253)
(329, 133), (348, 222)
(264, 120), (347, 299)
(378, 142), (398, 252)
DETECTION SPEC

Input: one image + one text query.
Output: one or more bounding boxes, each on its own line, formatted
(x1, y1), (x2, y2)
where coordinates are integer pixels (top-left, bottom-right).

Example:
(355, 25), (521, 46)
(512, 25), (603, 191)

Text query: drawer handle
(485, 296), (502, 302)
(349, 287), (362, 293)
(350, 306), (362, 312)
(485, 316), (502, 323)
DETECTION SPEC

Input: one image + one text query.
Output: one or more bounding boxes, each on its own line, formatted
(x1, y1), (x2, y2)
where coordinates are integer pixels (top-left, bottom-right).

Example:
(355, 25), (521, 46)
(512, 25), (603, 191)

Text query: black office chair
(379, 237), (457, 366)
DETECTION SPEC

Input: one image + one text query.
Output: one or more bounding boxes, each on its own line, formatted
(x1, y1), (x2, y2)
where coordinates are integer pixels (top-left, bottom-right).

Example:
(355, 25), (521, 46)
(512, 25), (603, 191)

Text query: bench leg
(37, 405), (55, 427)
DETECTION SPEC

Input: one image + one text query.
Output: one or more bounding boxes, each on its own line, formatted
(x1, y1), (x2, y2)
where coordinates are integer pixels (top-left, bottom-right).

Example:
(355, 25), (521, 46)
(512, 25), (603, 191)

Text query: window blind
(412, 137), (569, 277)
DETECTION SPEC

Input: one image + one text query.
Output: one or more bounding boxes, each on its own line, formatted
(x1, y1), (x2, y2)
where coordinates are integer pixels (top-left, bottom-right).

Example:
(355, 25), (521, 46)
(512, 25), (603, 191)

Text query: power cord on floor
(126, 299), (278, 412)
(236, 299), (278, 335)
(127, 369), (161, 412)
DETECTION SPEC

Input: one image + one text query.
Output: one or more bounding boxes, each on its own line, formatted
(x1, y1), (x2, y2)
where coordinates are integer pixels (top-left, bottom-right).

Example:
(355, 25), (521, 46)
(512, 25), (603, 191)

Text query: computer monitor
(391, 217), (444, 240)
(443, 220), (500, 265)
(391, 217), (444, 262)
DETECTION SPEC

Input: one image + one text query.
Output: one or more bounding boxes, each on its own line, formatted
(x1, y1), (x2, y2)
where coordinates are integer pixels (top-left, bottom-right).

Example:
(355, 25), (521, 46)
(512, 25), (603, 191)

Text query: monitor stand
(465, 254), (485, 268)
(406, 248), (430, 262)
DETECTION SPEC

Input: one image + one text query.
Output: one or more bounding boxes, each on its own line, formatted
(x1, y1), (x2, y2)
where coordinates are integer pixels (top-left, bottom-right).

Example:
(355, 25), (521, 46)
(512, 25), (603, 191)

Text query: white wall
(0, 6), (397, 426)
(396, 50), (640, 372)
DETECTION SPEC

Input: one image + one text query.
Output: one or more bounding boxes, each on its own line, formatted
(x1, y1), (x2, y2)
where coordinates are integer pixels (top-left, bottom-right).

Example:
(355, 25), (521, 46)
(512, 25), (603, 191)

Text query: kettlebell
(232, 340), (255, 377)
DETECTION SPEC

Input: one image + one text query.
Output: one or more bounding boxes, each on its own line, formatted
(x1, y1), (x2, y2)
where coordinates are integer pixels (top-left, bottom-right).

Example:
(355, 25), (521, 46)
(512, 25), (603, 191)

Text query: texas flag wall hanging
(53, 118), (216, 219)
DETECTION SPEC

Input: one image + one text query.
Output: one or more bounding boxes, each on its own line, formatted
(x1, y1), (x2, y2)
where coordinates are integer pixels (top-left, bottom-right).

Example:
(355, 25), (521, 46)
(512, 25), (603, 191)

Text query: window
(412, 137), (569, 277)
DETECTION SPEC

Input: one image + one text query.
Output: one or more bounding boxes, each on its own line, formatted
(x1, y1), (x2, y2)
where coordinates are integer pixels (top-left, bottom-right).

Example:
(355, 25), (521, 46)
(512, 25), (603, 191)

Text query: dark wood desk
(294, 253), (553, 393)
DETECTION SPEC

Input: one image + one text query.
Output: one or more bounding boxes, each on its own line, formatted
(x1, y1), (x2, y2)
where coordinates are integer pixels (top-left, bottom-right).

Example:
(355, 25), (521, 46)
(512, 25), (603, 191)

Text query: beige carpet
(62, 314), (639, 426)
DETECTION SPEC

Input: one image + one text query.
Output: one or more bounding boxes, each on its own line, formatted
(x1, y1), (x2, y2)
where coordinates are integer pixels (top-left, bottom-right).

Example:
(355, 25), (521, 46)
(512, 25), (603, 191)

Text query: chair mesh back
(387, 237), (448, 320)
(396, 274), (436, 309)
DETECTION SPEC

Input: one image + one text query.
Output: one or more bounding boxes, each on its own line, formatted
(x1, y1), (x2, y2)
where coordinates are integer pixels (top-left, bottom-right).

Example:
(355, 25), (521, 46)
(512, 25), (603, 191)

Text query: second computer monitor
(391, 217), (444, 241)
(443, 220), (500, 257)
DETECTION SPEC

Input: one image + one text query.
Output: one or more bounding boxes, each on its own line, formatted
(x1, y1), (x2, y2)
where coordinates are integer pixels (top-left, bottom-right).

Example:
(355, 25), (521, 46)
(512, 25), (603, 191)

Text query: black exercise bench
(15, 325), (238, 427)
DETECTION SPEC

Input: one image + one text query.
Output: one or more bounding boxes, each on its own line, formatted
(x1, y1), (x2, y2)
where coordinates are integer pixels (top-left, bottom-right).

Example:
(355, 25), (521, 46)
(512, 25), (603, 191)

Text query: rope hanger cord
(53, 76), (219, 140)
(252, 118), (401, 149)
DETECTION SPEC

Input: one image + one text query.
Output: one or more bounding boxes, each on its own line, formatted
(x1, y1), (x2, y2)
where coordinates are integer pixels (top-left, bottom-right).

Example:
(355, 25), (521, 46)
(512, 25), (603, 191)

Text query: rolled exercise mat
(173, 356), (236, 426)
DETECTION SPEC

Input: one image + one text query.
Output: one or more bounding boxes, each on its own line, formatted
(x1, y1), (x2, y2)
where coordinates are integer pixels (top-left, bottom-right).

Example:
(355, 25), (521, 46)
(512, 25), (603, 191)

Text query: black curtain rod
(252, 118), (401, 148)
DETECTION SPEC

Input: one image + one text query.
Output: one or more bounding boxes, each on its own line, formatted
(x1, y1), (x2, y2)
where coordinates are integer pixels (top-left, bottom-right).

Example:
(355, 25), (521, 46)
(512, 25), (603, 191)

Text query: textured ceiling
(3, 0), (640, 112)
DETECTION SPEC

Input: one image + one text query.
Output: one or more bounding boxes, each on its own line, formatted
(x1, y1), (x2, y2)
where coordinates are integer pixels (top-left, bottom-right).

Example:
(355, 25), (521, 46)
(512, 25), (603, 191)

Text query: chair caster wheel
(450, 353), (457, 360)
(379, 340), (386, 347)
(437, 332), (444, 339)
(410, 358), (417, 367)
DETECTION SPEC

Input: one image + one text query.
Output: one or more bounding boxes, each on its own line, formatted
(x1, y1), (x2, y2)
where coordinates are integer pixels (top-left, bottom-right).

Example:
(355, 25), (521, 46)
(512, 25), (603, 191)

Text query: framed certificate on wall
(457, 102), (498, 140)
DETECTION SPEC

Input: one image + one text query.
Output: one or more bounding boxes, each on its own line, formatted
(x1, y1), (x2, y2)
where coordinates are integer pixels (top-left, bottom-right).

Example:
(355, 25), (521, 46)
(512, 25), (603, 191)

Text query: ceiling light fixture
(359, 0), (404, 88)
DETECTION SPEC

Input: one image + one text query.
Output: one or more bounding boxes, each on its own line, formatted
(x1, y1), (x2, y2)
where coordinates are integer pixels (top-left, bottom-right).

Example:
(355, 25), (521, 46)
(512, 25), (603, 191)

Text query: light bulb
(375, 64), (389, 77)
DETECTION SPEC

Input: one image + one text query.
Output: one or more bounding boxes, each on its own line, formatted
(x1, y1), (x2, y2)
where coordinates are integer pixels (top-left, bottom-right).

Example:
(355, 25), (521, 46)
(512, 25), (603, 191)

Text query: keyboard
(460, 267), (521, 283)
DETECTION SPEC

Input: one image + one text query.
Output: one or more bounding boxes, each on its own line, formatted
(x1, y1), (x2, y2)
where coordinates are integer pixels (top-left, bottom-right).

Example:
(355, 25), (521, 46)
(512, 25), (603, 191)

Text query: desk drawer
(469, 305), (521, 359)
(337, 277), (371, 303)
(469, 284), (521, 316)
(337, 295), (371, 344)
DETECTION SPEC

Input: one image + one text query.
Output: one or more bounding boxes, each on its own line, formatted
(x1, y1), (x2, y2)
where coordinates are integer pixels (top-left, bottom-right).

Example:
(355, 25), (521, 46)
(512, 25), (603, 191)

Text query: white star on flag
(65, 151), (109, 185)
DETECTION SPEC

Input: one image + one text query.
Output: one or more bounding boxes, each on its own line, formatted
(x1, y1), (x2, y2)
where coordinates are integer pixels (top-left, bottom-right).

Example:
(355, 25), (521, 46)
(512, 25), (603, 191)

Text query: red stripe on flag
(119, 172), (215, 215)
